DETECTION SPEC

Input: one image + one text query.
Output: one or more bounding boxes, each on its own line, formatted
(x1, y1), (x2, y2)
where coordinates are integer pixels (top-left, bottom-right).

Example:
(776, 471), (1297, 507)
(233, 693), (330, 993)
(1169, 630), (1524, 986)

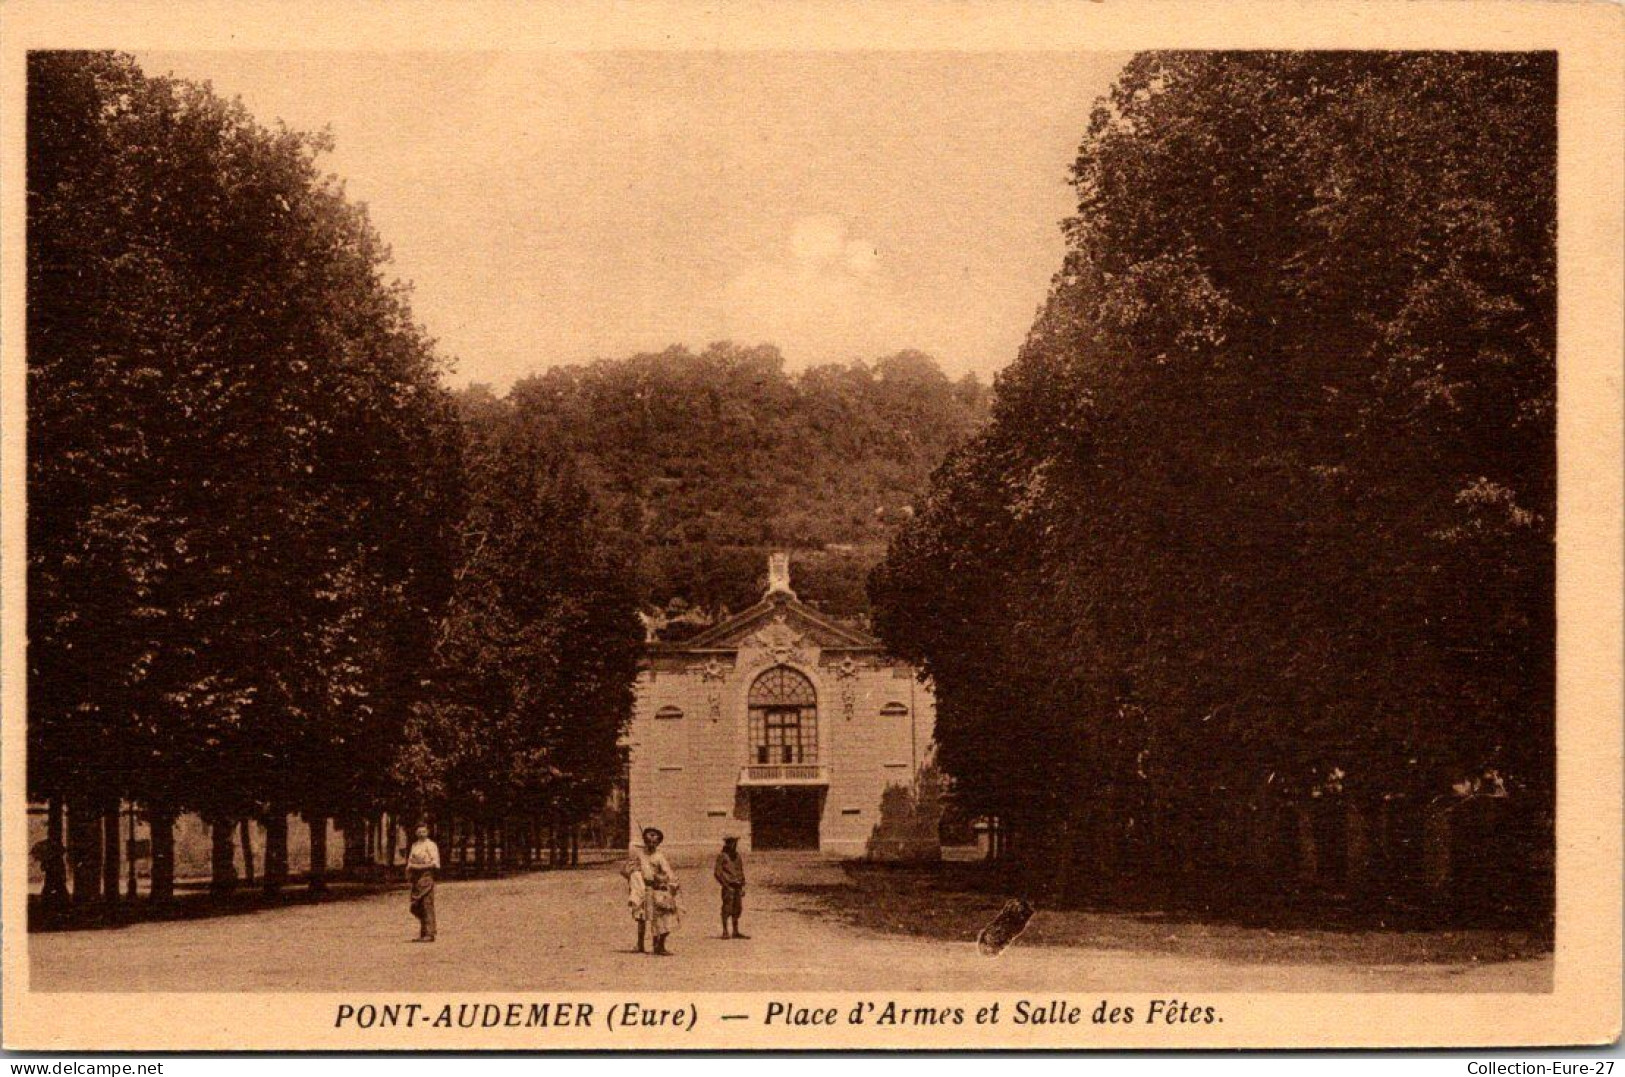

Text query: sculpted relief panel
(739, 615), (818, 672)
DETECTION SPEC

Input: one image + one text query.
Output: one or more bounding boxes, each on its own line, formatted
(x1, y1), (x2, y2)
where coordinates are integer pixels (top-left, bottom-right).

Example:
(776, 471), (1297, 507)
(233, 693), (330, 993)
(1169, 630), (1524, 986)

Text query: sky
(138, 51), (1128, 390)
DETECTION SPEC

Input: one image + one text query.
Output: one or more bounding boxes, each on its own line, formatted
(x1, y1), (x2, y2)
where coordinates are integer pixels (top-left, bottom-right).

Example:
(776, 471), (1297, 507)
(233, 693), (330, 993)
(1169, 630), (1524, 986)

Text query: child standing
(713, 835), (748, 939)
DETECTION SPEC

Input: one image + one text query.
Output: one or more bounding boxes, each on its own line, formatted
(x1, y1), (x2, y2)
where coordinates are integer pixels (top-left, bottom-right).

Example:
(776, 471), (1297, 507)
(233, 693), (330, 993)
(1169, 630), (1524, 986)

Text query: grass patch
(783, 860), (1551, 967)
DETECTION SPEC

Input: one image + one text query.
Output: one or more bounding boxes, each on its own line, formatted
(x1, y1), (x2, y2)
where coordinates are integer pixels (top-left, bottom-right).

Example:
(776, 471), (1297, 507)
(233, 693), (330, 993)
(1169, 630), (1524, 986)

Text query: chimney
(767, 551), (795, 597)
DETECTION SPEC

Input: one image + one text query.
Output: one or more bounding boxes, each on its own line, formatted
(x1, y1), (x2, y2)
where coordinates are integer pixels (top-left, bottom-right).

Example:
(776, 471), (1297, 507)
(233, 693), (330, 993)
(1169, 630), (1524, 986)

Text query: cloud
(720, 216), (907, 363)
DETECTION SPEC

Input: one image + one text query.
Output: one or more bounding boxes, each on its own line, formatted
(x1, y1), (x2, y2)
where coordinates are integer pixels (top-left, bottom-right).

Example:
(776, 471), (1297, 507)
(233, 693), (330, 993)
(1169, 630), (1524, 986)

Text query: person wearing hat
(404, 824), (440, 942)
(713, 835), (749, 939)
(622, 826), (680, 955)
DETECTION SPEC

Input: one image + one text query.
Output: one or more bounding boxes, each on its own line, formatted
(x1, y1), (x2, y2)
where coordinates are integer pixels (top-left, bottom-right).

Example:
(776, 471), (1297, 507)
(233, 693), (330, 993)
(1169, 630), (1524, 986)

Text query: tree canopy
(871, 52), (1556, 912)
(29, 50), (465, 826)
(28, 51), (641, 902)
(394, 392), (642, 832)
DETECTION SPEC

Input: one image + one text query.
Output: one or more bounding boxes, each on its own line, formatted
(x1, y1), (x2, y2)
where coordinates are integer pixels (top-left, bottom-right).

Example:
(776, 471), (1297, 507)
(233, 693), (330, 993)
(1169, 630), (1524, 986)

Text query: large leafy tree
(28, 51), (462, 901)
(873, 52), (1555, 910)
(397, 393), (641, 852)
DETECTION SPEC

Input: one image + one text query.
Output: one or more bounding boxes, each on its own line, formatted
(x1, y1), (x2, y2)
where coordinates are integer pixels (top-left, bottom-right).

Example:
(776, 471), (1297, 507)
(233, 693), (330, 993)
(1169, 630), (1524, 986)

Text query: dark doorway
(750, 787), (823, 850)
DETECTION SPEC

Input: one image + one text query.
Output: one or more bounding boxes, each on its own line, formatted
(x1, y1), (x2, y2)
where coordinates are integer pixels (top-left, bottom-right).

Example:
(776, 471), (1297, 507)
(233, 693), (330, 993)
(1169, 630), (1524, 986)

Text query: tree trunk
(239, 818), (256, 886)
(384, 815), (399, 868)
(263, 812), (289, 895)
(308, 814), (329, 893)
(102, 804), (122, 902)
(209, 818), (238, 897)
(1423, 805), (1452, 893)
(1050, 802), (1087, 904)
(341, 816), (365, 872)
(148, 805), (176, 905)
(1295, 804), (1319, 890)
(41, 797), (70, 908)
(570, 824), (579, 867)
(1246, 799), (1276, 879)
(125, 807), (140, 900)
(67, 798), (102, 905)
(1346, 799), (1371, 895)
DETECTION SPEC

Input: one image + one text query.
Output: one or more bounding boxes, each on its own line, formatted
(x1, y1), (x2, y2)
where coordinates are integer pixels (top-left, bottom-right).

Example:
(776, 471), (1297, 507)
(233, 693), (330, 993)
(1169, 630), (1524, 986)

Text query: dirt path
(28, 853), (1550, 992)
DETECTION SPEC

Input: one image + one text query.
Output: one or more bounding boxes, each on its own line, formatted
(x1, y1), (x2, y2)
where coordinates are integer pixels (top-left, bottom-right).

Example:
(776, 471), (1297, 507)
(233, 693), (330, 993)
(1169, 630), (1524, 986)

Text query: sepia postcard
(1, 0), (1620, 1053)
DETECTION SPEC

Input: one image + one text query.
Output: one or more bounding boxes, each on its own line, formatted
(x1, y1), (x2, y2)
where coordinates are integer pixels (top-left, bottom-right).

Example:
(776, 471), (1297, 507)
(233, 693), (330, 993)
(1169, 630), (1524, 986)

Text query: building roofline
(643, 641), (888, 658)
(678, 590), (879, 649)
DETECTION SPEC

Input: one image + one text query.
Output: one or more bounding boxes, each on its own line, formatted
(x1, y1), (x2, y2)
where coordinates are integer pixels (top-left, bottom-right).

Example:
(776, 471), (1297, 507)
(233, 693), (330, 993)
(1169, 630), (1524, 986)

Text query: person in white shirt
(622, 826), (680, 955)
(405, 825), (440, 942)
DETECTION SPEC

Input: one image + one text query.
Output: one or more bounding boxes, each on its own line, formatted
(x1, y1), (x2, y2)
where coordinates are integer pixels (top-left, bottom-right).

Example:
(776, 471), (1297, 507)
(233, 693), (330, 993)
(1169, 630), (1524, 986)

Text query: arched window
(748, 666), (818, 765)
(879, 702), (909, 718)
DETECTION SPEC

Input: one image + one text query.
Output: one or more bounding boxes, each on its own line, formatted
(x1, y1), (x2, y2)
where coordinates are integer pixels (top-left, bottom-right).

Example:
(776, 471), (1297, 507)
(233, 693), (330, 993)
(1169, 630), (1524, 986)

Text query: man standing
(625, 826), (680, 955)
(713, 835), (748, 939)
(405, 824), (439, 942)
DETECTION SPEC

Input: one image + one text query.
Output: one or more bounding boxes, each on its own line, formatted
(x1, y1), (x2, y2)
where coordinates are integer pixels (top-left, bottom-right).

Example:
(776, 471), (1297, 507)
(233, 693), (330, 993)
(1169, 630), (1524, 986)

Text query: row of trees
(27, 51), (640, 908)
(872, 52), (1556, 917)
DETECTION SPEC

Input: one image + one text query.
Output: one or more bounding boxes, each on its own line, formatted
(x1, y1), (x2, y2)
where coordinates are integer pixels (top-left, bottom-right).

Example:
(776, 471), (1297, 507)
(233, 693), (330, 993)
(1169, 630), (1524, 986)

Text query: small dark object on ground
(977, 897), (1036, 957)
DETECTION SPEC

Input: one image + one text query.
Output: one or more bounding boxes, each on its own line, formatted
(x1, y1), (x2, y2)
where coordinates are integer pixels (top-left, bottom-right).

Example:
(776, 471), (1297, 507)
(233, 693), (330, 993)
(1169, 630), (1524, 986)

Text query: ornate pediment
(678, 593), (879, 652)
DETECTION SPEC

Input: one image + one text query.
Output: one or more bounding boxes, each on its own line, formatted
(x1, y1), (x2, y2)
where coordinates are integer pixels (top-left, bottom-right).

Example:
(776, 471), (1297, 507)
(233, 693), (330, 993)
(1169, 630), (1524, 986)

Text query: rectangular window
(751, 705), (817, 764)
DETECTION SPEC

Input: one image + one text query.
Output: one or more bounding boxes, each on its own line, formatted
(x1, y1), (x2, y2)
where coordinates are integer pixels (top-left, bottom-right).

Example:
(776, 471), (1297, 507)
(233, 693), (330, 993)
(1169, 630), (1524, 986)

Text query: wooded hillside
(474, 343), (990, 624)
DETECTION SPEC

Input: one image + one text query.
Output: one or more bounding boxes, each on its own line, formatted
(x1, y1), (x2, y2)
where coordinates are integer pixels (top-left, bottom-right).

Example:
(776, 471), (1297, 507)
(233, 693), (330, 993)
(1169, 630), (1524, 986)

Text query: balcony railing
(738, 763), (830, 786)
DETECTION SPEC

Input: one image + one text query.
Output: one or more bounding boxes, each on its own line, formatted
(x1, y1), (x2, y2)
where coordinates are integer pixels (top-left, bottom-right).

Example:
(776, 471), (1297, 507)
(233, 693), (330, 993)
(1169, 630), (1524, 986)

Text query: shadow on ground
(779, 859), (1553, 968)
(28, 855), (620, 934)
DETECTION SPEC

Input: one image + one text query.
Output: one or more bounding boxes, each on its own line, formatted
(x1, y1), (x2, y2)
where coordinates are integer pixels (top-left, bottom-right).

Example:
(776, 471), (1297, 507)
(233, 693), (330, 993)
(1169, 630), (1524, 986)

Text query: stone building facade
(627, 554), (936, 856)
